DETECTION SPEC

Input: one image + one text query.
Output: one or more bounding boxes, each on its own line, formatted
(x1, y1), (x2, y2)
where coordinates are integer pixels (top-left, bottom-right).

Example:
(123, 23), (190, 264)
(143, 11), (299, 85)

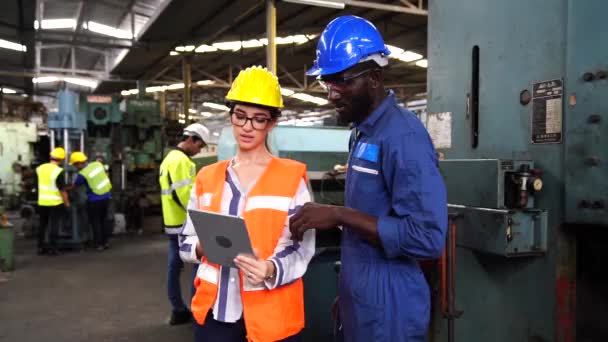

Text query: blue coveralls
(338, 91), (447, 342)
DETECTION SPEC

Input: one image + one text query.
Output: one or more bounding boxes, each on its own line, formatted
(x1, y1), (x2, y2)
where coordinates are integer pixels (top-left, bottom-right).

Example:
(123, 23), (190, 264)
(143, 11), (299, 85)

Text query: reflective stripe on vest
(159, 149), (195, 232)
(191, 157), (307, 342)
(79, 161), (112, 195)
(36, 163), (64, 206)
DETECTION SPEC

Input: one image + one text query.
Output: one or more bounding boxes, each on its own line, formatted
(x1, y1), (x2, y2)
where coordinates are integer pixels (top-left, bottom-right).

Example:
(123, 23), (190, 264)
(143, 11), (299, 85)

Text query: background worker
(69, 151), (112, 251)
(159, 123), (209, 325)
(289, 15), (448, 342)
(36, 147), (70, 255)
(179, 66), (315, 342)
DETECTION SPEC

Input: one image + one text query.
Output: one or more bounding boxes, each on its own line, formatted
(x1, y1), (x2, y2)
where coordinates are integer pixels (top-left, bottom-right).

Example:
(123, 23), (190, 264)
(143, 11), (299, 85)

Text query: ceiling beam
(138, 1), (265, 82)
(61, 0), (84, 69)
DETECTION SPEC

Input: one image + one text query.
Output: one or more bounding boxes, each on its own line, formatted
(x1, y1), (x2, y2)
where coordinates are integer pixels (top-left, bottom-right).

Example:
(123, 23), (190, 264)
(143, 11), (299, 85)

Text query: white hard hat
(183, 123), (210, 143)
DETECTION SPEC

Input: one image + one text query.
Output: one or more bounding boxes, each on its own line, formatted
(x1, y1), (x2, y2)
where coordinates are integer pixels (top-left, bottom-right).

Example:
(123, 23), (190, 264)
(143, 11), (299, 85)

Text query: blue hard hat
(307, 15), (391, 76)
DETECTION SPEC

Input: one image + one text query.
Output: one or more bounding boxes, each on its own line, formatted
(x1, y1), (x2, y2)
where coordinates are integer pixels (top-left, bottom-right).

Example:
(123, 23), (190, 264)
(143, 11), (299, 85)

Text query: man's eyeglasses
(230, 113), (273, 130)
(318, 68), (379, 92)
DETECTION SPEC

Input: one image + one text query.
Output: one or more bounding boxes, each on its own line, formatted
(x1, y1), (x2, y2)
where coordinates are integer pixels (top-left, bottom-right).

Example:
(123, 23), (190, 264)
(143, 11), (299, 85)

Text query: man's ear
(368, 70), (381, 89)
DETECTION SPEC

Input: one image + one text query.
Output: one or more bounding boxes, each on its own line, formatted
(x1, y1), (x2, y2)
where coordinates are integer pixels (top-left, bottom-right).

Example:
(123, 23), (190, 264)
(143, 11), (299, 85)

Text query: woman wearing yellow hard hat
(68, 151), (112, 251)
(179, 66), (315, 342)
(36, 147), (70, 255)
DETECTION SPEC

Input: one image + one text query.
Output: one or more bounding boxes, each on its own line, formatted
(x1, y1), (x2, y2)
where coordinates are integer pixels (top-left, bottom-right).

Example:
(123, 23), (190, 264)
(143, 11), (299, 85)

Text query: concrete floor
(0, 231), (197, 342)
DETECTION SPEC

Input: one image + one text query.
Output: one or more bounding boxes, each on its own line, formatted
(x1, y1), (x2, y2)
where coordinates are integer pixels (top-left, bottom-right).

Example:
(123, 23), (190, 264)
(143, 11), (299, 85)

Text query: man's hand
(289, 202), (341, 241)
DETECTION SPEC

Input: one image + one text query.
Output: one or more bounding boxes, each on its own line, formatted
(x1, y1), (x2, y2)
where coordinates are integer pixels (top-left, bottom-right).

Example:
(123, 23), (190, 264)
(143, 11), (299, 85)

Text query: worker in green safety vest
(36, 147), (70, 255)
(159, 123), (209, 325)
(69, 151), (113, 251)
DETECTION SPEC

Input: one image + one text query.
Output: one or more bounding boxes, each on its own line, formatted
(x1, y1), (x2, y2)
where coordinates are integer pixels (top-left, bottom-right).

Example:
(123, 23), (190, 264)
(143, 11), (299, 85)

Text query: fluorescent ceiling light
(0, 39), (27, 52)
(195, 45), (217, 53)
(64, 77), (98, 88)
(282, 0), (345, 10)
(386, 45), (404, 56)
(398, 51), (423, 63)
(86, 21), (132, 39)
(33, 76), (59, 83)
(212, 41), (241, 51)
(169, 51), (179, 56)
(196, 80), (215, 86)
(145, 85), (166, 93)
(167, 83), (185, 90)
(2, 88), (17, 94)
(280, 88), (295, 96)
(189, 35), (316, 54)
(212, 132), (220, 137)
(35, 18), (77, 30)
(241, 39), (264, 48)
(291, 93), (329, 106)
(415, 59), (428, 68)
(121, 89), (139, 96)
(123, 80), (216, 96)
(32, 76), (97, 88)
(189, 108), (197, 114)
(201, 112), (213, 117)
(202, 102), (229, 111)
(386, 45), (423, 62)
(275, 35), (310, 45)
(175, 45), (195, 52)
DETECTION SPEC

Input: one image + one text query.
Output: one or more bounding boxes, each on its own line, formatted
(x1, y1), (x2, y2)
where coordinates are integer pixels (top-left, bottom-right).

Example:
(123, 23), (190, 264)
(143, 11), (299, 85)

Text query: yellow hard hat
(50, 147), (66, 160)
(69, 151), (88, 165)
(226, 66), (283, 109)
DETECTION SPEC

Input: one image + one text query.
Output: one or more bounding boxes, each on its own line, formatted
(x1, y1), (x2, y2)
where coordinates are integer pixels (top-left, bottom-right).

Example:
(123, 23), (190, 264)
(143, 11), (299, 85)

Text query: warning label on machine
(426, 112), (452, 149)
(532, 79), (563, 144)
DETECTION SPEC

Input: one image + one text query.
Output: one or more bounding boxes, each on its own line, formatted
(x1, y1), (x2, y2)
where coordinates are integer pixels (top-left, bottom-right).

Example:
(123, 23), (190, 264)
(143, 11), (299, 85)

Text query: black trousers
(38, 204), (64, 250)
(87, 199), (110, 247)
(194, 311), (302, 342)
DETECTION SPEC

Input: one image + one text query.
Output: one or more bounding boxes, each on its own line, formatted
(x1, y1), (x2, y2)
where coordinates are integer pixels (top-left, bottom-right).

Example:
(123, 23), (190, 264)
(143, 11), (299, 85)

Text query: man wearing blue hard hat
(290, 15), (447, 342)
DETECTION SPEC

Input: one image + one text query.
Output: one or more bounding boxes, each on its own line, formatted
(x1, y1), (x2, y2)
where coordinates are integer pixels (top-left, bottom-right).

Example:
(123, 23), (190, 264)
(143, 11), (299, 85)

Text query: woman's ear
(268, 119), (278, 131)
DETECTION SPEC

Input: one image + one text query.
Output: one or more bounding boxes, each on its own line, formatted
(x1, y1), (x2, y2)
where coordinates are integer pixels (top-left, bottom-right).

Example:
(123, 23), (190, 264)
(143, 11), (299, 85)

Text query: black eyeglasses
(230, 113), (273, 130)
(318, 68), (379, 91)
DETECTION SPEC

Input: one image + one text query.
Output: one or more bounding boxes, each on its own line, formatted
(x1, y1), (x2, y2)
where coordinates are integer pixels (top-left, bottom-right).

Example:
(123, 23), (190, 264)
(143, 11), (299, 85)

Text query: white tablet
(187, 209), (254, 268)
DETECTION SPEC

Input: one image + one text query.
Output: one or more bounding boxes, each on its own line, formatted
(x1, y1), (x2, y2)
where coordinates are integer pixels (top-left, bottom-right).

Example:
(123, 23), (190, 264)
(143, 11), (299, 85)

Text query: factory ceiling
(0, 0), (427, 110)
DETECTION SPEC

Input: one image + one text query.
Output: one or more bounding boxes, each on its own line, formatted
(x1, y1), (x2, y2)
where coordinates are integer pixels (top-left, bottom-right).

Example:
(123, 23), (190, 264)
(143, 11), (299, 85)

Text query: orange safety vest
(191, 157), (307, 342)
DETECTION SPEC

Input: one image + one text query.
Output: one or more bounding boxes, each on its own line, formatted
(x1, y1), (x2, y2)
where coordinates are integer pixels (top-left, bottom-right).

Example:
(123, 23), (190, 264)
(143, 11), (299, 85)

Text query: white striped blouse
(179, 160), (315, 323)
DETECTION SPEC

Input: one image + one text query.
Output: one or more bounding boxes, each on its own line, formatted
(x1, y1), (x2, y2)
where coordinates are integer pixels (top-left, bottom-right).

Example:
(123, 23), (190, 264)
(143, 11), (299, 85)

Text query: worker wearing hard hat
(289, 16), (447, 342)
(179, 66), (315, 342)
(159, 122), (209, 325)
(69, 151), (113, 251)
(36, 147), (70, 255)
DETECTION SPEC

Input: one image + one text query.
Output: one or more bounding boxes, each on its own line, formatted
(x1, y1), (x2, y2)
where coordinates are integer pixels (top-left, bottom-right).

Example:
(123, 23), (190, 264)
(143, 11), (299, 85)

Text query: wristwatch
(265, 261), (277, 280)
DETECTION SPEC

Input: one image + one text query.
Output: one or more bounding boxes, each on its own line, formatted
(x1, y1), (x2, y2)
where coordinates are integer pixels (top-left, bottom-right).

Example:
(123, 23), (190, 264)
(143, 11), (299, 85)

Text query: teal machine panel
(440, 159), (547, 257)
(563, 4), (608, 224)
(218, 125), (350, 172)
(428, 0), (607, 341)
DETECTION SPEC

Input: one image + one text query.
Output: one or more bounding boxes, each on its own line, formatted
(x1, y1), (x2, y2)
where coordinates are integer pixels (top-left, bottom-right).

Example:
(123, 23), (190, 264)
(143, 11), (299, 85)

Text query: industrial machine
(218, 125), (350, 340)
(47, 89), (88, 247)
(80, 94), (164, 231)
(0, 122), (38, 208)
(427, 0), (607, 341)
(0, 204), (14, 271)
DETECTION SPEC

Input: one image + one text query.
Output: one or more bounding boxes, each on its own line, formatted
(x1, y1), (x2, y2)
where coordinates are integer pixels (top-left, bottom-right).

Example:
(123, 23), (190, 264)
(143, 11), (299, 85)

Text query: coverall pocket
(341, 294), (387, 342)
